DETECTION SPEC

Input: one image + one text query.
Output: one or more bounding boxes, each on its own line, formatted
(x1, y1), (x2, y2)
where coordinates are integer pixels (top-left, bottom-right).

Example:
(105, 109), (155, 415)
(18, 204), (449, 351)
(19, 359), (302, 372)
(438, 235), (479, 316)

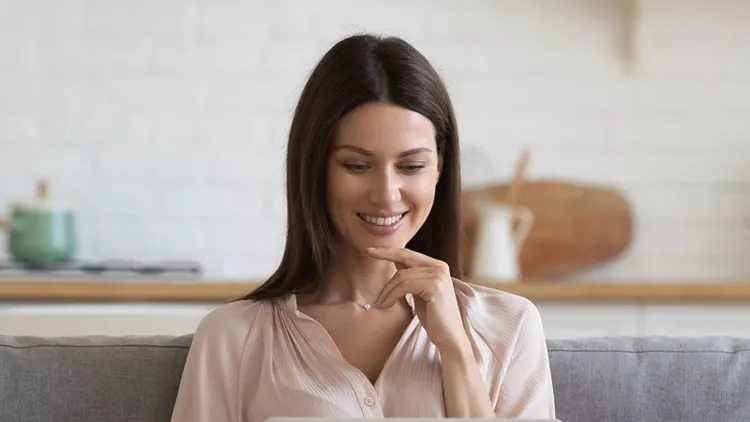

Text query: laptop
(267, 418), (560, 422)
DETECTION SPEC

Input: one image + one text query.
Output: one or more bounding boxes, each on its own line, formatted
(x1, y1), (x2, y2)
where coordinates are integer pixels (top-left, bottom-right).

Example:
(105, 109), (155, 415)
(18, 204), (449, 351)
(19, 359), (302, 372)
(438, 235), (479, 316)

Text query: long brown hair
(243, 33), (463, 301)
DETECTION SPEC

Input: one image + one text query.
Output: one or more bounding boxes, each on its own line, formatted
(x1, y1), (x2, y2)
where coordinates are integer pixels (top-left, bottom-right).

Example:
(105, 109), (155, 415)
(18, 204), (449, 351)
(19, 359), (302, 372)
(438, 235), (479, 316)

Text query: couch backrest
(2, 335), (749, 422)
(548, 336), (750, 422)
(1, 335), (192, 422)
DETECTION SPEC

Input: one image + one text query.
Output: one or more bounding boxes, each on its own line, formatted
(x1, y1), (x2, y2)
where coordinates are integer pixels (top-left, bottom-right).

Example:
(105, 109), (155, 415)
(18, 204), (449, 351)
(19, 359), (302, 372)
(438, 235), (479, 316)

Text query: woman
(171, 33), (556, 421)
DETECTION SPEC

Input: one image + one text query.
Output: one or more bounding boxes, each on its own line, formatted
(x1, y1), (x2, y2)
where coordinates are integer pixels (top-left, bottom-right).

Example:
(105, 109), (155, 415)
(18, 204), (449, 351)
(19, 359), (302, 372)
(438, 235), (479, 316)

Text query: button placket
(340, 369), (381, 416)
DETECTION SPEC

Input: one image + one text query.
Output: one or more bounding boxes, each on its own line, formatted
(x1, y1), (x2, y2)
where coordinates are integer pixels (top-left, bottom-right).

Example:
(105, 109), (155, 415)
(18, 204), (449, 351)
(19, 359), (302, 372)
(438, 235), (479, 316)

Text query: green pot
(7, 205), (77, 262)
(1, 181), (78, 263)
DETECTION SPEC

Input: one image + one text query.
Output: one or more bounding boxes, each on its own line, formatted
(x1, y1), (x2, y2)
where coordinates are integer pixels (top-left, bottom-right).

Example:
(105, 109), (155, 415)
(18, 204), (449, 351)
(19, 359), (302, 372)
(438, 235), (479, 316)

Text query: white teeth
(360, 213), (404, 226)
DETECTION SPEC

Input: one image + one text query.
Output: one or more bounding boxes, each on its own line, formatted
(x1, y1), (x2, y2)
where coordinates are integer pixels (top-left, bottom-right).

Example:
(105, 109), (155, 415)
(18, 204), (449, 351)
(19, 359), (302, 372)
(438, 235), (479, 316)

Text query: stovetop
(0, 259), (203, 276)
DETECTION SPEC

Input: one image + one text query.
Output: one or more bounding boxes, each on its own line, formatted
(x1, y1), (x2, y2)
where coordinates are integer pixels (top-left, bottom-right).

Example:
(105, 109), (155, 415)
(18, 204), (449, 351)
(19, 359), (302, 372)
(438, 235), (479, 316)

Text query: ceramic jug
(471, 201), (534, 283)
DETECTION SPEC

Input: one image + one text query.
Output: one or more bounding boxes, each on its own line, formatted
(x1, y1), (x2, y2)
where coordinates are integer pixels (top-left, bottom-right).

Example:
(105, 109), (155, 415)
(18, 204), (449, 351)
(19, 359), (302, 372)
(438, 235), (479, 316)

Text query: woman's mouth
(357, 212), (406, 226)
(356, 212), (408, 235)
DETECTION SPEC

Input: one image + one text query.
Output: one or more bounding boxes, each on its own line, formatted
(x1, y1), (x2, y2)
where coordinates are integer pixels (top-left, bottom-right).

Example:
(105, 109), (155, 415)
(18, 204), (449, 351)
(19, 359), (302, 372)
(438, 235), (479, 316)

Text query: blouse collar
(284, 291), (417, 316)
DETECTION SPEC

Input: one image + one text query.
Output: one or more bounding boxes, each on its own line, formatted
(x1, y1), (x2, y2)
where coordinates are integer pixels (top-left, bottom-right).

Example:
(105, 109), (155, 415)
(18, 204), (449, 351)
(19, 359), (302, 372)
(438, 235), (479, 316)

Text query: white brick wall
(0, 0), (748, 280)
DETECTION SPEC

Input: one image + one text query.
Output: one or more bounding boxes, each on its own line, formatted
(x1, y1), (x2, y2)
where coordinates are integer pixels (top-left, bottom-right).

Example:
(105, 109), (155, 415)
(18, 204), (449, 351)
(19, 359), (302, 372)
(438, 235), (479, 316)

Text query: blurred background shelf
(2, 278), (750, 303)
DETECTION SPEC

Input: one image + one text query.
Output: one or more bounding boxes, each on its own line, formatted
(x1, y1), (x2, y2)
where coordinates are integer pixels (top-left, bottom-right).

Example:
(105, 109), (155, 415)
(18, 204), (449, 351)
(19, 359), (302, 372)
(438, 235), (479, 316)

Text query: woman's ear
(436, 154), (443, 184)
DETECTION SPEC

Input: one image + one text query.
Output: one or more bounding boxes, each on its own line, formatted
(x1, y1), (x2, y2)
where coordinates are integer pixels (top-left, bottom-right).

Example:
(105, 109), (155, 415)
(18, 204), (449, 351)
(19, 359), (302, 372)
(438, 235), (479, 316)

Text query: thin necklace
(354, 288), (374, 311)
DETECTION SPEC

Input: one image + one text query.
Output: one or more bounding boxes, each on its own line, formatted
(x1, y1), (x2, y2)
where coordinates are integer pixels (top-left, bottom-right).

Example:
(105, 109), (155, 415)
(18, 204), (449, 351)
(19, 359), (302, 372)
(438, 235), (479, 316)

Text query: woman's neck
(315, 246), (398, 305)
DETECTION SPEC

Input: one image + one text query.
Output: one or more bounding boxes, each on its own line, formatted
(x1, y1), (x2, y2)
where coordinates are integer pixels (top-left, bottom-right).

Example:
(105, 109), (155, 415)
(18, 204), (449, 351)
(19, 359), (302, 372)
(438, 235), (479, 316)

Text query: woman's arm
(365, 248), (504, 417)
(439, 341), (496, 418)
(171, 304), (251, 422)
(494, 305), (556, 418)
(439, 305), (556, 419)
(366, 249), (554, 418)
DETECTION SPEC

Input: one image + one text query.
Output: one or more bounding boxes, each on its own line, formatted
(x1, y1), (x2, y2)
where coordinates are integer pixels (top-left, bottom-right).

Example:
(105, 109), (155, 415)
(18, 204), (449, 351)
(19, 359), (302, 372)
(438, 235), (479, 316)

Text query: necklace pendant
(363, 303), (372, 311)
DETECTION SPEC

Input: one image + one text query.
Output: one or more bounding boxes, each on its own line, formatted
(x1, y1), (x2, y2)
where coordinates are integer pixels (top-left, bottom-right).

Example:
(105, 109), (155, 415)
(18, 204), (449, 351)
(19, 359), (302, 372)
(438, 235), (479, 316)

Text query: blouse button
(364, 396), (375, 407)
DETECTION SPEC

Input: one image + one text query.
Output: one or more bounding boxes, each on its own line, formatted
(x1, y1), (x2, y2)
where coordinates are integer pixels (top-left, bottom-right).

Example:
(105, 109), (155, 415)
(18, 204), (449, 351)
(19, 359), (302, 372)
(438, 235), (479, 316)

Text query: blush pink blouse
(170, 279), (556, 421)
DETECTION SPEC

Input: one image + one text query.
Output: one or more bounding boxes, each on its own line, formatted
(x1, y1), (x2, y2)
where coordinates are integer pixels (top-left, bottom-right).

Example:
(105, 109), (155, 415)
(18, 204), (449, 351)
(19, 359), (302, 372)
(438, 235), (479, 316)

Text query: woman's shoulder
(192, 298), (274, 344)
(452, 278), (545, 348)
(452, 278), (539, 320)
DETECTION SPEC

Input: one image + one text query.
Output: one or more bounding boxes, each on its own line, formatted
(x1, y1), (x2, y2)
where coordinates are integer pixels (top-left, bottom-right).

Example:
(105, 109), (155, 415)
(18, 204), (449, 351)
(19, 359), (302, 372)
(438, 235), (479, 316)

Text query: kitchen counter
(2, 277), (750, 303)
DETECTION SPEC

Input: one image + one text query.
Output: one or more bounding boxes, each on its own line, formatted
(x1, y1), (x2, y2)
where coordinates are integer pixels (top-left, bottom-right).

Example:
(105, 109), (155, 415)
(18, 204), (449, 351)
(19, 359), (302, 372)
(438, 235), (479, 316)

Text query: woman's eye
(401, 163), (427, 174)
(344, 163), (369, 172)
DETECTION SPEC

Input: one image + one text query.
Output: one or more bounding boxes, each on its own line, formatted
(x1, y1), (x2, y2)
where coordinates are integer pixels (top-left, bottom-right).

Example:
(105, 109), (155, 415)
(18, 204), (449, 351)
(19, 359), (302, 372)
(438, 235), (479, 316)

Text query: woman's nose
(369, 171), (401, 206)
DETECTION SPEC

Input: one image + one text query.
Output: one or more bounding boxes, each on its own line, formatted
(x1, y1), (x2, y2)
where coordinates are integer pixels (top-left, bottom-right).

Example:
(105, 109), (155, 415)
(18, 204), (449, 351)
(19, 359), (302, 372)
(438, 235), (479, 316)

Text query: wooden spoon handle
(36, 180), (49, 199)
(504, 149), (531, 206)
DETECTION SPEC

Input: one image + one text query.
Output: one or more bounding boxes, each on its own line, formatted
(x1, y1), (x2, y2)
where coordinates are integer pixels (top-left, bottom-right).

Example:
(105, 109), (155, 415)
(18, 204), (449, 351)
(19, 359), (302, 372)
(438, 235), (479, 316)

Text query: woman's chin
(363, 242), (403, 251)
(341, 226), (416, 253)
(360, 235), (412, 251)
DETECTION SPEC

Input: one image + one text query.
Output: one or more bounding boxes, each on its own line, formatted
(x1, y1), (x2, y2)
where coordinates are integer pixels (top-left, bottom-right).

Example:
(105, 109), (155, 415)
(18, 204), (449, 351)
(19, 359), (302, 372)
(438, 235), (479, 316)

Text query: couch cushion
(548, 336), (750, 422)
(1, 335), (191, 422)
(3, 335), (750, 422)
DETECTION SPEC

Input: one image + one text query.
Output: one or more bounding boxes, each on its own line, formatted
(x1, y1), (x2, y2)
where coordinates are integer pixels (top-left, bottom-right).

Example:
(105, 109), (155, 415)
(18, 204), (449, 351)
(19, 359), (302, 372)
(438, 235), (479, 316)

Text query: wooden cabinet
(2, 280), (750, 338)
(537, 304), (641, 339)
(0, 303), (219, 337)
(537, 303), (750, 339)
(640, 304), (750, 337)
(3, 302), (750, 338)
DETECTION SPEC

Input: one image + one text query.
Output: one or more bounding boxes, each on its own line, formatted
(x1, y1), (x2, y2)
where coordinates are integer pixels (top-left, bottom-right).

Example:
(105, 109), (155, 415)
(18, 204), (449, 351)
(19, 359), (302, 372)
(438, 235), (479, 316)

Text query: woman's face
(327, 102), (442, 254)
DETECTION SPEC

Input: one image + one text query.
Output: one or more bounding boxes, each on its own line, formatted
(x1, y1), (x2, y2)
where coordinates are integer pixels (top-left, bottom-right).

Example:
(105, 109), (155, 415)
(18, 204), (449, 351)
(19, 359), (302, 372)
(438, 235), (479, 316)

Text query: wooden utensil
(0, 180), (49, 230)
(503, 149), (530, 207)
(462, 179), (633, 279)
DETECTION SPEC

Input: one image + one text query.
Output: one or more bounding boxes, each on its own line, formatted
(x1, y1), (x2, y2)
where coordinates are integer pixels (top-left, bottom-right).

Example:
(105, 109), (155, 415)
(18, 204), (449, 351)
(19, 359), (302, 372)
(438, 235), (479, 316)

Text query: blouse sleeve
(493, 303), (557, 419)
(170, 302), (255, 422)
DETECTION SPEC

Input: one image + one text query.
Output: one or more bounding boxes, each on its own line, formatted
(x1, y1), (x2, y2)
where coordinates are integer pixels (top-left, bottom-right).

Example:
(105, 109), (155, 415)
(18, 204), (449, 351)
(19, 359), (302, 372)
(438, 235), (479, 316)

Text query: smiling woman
(170, 33), (557, 422)
(328, 102), (442, 251)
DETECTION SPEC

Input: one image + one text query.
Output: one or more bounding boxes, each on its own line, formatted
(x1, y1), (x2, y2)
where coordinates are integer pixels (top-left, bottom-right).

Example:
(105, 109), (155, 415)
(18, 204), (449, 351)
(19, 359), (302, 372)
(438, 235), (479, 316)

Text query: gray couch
(2, 335), (749, 422)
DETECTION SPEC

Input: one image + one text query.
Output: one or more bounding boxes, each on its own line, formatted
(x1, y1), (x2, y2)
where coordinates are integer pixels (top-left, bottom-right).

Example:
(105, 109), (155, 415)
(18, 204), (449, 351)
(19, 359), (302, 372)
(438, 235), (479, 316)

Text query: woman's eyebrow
(397, 147), (433, 157)
(333, 145), (433, 157)
(333, 145), (373, 156)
